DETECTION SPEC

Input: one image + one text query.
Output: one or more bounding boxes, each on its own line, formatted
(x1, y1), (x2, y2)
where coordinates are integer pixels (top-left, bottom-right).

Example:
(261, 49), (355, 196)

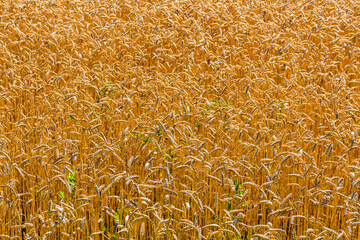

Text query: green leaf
(227, 201), (231, 210)
(67, 172), (76, 184)
(241, 200), (252, 207)
(155, 129), (163, 135)
(59, 191), (65, 201)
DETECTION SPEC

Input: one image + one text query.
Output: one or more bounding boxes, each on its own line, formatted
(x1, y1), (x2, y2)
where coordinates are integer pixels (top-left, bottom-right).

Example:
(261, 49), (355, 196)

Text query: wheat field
(0, 0), (360, 239)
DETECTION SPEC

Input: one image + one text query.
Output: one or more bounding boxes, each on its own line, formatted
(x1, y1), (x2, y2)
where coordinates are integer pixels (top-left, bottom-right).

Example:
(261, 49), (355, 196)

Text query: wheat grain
(1, 0), (358, 238)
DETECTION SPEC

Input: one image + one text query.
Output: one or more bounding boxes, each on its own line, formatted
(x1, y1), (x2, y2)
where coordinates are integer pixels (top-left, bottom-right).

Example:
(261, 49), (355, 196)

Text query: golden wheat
(1, 0), (360, 239)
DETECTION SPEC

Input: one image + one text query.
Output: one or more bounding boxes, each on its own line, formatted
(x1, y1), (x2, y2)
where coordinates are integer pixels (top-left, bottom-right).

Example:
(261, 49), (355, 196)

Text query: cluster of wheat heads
(0, 0), (360, 239)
